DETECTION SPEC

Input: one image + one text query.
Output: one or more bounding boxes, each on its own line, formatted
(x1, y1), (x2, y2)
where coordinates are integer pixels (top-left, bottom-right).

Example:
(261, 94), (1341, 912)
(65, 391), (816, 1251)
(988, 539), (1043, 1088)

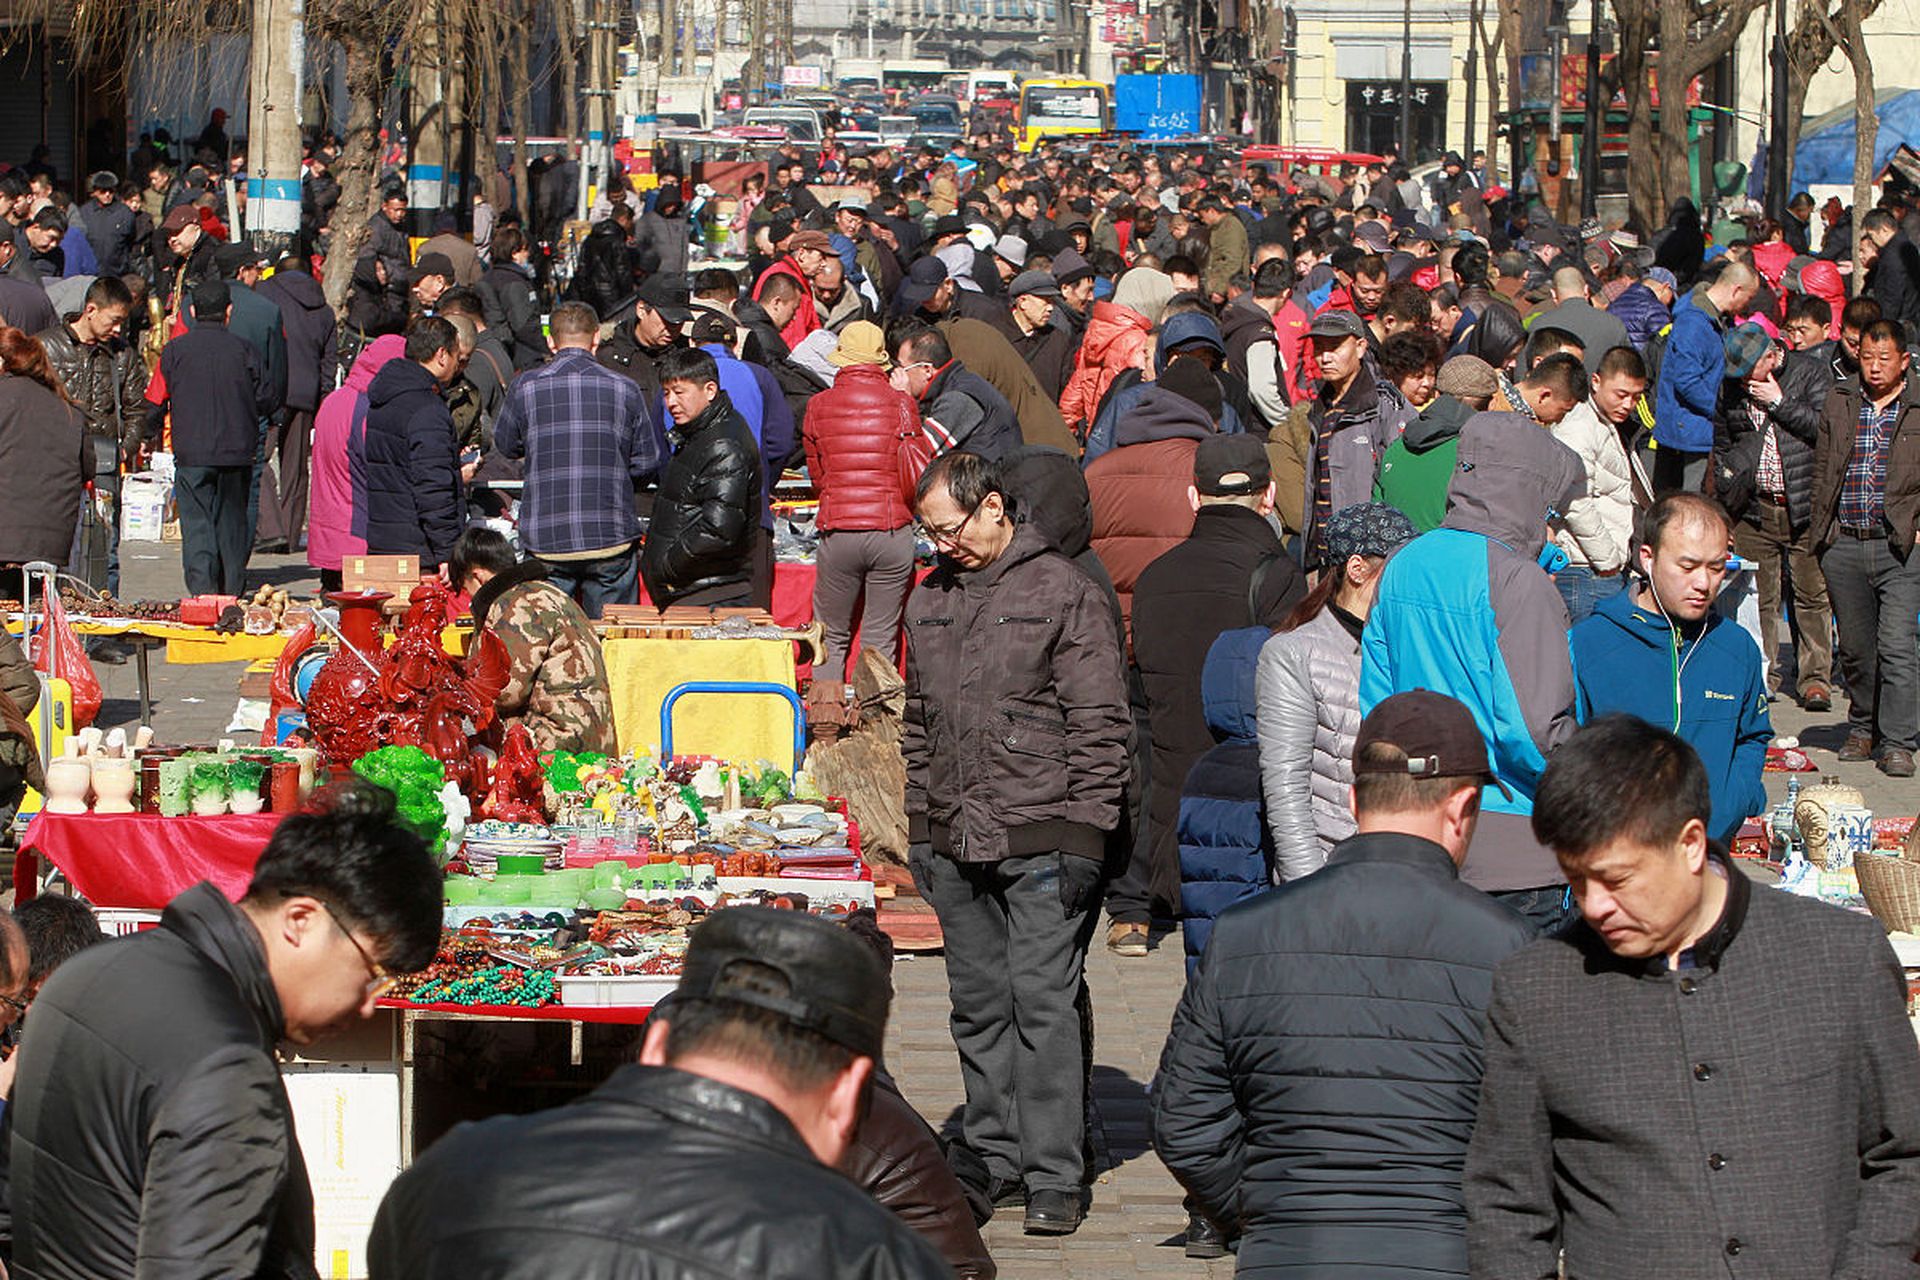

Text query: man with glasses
(9, 782), (441, 1280)
(903, 450), (1130, 1236)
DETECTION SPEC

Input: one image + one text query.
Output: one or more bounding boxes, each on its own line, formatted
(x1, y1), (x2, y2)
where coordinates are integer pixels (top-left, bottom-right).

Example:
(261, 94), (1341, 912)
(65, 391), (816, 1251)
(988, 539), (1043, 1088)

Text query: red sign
(1559, 52), (1701, 111)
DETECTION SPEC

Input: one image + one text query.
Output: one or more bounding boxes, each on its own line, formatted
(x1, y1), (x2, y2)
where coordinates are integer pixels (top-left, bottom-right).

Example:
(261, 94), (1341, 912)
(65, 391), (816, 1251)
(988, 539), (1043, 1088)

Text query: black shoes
(1023, 1188), (1086, 1235)
(1185, 1211), (1230, 1258)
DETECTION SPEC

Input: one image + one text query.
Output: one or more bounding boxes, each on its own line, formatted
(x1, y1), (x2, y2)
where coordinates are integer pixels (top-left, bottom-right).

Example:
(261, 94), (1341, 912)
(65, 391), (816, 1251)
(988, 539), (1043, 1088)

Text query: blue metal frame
(659, 681), (808, 773)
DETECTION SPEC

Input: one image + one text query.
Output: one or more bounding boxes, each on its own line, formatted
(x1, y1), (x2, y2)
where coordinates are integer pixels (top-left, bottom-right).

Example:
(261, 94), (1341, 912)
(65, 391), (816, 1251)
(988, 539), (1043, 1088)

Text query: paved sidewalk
(889, 927), (1234, 1279)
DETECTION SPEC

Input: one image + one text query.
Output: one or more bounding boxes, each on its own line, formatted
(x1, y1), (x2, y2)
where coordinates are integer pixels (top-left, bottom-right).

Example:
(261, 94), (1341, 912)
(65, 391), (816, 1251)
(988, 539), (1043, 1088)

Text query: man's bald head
(1551, 265), (1588, 302)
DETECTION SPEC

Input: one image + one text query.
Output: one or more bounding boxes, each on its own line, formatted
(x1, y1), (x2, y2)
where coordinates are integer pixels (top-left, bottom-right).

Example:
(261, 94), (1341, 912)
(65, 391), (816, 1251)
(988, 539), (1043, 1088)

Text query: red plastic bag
(32, 591), (102, 728)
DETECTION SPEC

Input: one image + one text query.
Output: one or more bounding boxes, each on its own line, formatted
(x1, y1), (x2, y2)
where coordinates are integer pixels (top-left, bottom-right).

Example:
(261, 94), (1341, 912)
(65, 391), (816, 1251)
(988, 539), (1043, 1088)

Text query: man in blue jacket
(1570, 492), (1771, 844)
(1361, 411), (1586, 930)
(1650, 262), (1756, 492)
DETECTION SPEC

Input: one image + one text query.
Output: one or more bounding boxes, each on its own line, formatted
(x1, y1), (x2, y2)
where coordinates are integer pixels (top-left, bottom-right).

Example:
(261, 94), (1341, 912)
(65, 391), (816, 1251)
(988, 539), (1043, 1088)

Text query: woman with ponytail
(0, 324), (89, 572)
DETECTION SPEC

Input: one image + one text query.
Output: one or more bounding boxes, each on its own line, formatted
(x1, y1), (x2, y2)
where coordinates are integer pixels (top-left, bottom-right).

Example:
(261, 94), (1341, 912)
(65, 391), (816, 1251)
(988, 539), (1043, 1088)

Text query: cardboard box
(342, 555), (421, 604)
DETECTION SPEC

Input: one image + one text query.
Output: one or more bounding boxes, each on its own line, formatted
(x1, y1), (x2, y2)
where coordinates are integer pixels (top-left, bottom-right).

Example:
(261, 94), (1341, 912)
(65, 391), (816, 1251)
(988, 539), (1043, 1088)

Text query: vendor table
(14, 809), (282, 905)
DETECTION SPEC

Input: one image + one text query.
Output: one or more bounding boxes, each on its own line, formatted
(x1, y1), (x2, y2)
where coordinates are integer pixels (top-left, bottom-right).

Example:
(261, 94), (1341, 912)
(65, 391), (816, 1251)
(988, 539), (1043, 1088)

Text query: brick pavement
(98, 542), (1916, 1276)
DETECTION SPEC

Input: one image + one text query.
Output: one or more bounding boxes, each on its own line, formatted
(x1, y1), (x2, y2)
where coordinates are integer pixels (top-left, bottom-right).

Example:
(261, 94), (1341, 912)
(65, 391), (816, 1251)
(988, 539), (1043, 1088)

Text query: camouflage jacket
(478, 567), (619, 756)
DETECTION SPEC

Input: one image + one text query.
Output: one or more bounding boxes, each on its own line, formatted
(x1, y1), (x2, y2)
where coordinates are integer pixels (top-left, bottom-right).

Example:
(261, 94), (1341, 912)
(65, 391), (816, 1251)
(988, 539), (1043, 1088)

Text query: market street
(65, 541), (1882, 1279)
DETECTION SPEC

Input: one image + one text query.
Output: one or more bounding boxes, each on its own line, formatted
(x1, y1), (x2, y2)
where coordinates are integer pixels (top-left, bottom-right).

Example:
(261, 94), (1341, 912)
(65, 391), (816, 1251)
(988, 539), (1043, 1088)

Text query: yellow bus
(1016, 78), (1110, 152)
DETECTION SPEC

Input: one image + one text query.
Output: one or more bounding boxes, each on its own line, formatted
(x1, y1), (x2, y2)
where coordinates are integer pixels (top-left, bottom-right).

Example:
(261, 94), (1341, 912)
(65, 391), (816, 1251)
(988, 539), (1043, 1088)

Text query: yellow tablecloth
(601, 636), (799, 770)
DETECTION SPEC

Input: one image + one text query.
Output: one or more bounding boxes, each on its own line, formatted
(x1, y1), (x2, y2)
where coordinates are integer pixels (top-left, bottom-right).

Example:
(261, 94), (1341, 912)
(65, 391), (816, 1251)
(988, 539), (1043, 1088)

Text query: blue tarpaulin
(1115, 75), (1202, 139)
(1793, 88), (1920, 191)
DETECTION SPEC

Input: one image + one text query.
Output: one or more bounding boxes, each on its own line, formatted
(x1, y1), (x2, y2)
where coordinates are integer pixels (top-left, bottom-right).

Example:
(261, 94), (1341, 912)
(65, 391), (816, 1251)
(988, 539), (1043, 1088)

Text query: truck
(1114, 73), (1202, 140)
(833, 57), (885, 94)
(656, 75), (714, 131)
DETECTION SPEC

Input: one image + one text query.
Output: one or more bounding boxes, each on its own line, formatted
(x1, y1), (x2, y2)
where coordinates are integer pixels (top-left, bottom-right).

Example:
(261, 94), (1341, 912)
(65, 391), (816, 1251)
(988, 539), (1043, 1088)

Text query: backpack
(1635, 320), (1675, 433)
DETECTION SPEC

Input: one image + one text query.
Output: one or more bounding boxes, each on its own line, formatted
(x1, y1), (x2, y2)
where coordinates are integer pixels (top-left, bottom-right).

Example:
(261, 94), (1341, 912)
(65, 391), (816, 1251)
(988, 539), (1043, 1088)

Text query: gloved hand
(1057, 853), (1105, 917)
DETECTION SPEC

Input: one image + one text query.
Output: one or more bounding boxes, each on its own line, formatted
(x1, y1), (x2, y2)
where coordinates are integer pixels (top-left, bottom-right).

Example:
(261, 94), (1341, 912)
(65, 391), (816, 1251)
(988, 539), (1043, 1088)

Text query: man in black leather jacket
(37, 276), (145, 592)
(640, 345), (762, 606)
(369, 906), (953, 1280)
(10, 783), (442, 1280)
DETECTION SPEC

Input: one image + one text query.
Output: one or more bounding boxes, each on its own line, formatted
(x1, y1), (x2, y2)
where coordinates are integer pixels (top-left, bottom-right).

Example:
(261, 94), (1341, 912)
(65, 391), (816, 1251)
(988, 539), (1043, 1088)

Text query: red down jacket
(802, 362), (921, 531)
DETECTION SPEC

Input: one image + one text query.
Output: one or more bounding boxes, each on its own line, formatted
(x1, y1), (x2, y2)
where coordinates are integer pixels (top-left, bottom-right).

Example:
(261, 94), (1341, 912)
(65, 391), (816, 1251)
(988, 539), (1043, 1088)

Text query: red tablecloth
(16, 811), (284, 908)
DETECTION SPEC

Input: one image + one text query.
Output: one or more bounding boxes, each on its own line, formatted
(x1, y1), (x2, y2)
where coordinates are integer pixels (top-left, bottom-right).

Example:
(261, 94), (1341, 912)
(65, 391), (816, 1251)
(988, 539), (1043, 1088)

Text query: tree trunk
(323, 28), (384, 315)
(1783, 0), (1887, 198)
(1482, 2), (1502, 181)
(1839, 0), (1875, 294)
(472, 14), (499, 213)
(1497, 0), (1523, 194)
(1656, 0), (1695, 213)
(558, 0), (581, 163)
(1611, 0), (1661, 229)
(508, 0), (531, 218)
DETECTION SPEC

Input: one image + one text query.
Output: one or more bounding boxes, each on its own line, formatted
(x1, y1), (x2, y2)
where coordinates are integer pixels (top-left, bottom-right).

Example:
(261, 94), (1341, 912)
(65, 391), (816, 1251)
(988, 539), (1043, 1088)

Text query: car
(742, 106), (824, 142)
(877, 115), (918, 145)
(907, 100), (964, 132)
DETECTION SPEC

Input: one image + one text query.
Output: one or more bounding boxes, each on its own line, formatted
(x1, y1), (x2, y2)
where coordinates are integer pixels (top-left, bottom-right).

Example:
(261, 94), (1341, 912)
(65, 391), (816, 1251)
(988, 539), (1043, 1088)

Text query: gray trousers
(1734, 498), (1832, 695)
(1820, 534), (1920, 750)
(913, 849), (1102, 1193)
(812, 526), (915, 680)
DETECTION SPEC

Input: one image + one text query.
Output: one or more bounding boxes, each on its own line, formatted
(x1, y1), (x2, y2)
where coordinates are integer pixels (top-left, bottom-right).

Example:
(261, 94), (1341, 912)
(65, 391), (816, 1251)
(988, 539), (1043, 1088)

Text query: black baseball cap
(1352, 690), (1513, 799)
(673, 905), (890, 1058)
(1193, 434), (1270, 496)
(634, 271), (694, 324)
(214, 241), (269, 276)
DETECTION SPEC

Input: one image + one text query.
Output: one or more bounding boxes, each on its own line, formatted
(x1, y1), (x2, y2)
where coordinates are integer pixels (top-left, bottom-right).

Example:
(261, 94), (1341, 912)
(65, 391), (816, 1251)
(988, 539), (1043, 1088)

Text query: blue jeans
(1490, 884), (1577, 936)
(1554, 565), (1625, 624)
(538, 548), (637, 620)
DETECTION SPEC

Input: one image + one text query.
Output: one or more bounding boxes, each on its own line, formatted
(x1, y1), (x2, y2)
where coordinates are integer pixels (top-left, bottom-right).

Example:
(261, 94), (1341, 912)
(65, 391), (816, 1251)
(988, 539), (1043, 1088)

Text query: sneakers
(1881, 748), (1916, 779)
(1185, 1211), (1230, 1259)
(1839, 729), (1876, 762)
(1802, 683), (1832, 713)
(1105, 921), (1149, 957)
(1023, 1188), (1086, 1235)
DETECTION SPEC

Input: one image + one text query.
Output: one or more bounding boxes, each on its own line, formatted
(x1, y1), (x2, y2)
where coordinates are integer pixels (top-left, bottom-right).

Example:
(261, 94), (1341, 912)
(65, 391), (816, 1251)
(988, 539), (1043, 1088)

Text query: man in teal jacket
(1569, 492), (1771, 844)
(1360, 411), (1587, 930)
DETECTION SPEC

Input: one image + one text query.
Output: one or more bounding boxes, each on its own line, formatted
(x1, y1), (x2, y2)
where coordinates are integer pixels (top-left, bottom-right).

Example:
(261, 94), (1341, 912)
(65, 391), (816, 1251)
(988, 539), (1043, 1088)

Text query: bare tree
(1780, 0), (1887, 181)
(1812, 0), (1875, 293)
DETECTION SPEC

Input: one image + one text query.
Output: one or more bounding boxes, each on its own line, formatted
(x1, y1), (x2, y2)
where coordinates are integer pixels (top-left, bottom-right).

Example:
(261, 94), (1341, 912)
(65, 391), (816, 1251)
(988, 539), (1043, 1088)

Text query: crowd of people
(0, 117), (1917, 1278)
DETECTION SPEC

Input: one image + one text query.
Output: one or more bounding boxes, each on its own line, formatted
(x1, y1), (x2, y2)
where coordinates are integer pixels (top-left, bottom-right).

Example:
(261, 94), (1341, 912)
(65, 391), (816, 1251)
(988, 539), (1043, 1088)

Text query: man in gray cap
(368, 907), (951, 1278)
(1005, 269), (1073, 401)
(77, 170), (135, 276)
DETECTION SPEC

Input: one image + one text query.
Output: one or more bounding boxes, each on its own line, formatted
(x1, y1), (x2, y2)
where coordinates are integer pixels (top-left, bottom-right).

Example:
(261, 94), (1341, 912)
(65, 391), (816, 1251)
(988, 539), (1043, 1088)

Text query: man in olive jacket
(1465, 716), (1920, 1278)
(904, 449), (1130, 1237)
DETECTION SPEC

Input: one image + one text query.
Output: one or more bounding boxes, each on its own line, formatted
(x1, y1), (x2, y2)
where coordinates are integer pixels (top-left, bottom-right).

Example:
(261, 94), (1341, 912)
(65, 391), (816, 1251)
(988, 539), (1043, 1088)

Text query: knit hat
(1051, 247), (1095, 286)
(828, 320), (889, 368)
(1644, 266), (1678, 292)
(1324, 501), (1416, 563)
(1723, 322), (1776, 380)
(1435, 354), (1499, 402)
(1158, 357), (1223, 423)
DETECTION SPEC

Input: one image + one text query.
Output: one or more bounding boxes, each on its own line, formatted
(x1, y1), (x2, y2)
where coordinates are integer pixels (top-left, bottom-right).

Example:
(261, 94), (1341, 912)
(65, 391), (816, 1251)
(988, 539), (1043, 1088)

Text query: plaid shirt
(1839, 394), (1901, 532)
(493, 348), (665, 557)
(1751, 399), (1786, 500)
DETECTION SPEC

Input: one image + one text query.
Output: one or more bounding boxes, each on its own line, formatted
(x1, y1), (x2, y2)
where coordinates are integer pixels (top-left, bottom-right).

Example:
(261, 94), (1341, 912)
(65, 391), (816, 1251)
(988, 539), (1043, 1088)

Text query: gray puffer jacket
(1256, 607), (1361, 881)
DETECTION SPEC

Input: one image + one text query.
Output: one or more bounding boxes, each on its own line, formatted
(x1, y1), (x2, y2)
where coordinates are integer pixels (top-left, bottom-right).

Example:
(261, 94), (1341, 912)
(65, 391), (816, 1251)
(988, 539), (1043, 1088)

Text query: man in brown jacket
(1809, 317), (1920, 776)
(903, 450), (1130, 1238)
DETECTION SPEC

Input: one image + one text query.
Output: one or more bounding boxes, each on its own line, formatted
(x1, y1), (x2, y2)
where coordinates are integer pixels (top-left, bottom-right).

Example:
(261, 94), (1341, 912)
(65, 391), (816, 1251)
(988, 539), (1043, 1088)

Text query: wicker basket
(1855, 850), (1920, 933)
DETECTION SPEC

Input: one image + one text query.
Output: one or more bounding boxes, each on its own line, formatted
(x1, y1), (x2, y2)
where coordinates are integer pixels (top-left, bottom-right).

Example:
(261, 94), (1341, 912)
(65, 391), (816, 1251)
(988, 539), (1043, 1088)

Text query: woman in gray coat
(636, 190), (692, 278)
(1256, 502), (1414, 880)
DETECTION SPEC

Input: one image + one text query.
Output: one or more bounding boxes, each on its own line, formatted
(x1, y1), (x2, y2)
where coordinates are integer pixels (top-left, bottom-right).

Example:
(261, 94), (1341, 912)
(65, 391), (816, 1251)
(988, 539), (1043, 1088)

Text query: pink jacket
(307, 335), (406, 572)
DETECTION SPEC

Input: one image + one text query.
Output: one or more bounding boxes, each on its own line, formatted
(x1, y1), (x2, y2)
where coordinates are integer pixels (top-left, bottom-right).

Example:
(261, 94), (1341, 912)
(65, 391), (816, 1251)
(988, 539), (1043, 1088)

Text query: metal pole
(1580, 0), (1600, 218)
(1399, 0), (1412, 158)
(1766, 0), (1789, 219)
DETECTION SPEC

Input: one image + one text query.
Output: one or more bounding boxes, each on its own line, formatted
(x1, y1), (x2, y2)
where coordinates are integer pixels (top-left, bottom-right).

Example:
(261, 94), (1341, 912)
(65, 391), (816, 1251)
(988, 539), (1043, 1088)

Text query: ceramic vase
(42, 758), (91, 814)
(1796, 775), (1866, 866)
(90, 758), (137, 814)
(156, 759), (191, 817)
(304, 592), (392, 766)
